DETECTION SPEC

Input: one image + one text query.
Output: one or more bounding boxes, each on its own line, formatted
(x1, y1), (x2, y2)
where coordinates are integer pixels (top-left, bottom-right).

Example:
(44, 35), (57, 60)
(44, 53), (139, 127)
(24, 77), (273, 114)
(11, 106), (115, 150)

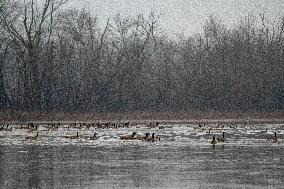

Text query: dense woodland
(0, 0), (283, 113)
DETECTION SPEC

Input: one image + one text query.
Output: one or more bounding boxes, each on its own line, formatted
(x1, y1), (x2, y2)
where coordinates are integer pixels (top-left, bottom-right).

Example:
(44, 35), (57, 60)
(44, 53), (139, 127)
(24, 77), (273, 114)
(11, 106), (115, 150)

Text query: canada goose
(14, 124), (24, 129)
(85, 133), (99, 140)
(65, 132), (79, 139)
(143, 133), (158, 142)
(267, 132), (278, 143)
(28, 123), (34, 128)
(144, 133), (150, 140)
(104, 122), (111, 129)
(151, 133), (160, 142)
(0, 125), (12, 132)
(86, 124), (92, 130)
(27, 125), (38, 133)
(120, 132), (137, 140)
(124, 122), (130, 127)
(48, 125), (58, 132)
(272, 132), (278, 143)
(206, 128), (212, 133)
(210, 135), (217, 145)
(27, 128), (37, 133)
(14, 124), (23, 129)
(217, 132), (225, 142)
(96, 122), (102, 128)
(260, 128), (268, 133)
(26, 132), (38, 140)
(138, 133), (150, 140)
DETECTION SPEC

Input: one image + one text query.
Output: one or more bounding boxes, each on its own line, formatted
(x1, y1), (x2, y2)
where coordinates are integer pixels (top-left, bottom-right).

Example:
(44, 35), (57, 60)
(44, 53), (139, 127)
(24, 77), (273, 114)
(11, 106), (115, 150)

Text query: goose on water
(144, 133), (160, 142)
(137, 133), (150, 140)
(267, 132), (278, 143)
(217, 132), (225, 142)
(85, 133), (99, 140)
(65, 132), (79, 139)
(210, 135), (217, 145)
(120, 132), (137, 140)
(152, 133), (160, 142)
(26, 132), (39, 141)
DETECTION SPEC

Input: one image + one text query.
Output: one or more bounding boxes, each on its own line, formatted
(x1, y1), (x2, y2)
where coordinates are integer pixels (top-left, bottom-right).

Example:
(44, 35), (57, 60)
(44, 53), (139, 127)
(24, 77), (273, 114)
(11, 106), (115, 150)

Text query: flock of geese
(0, 121), (280, 144)
(120, 132), (160, 142)
(0, 122), (161, 142)
(205, 124), (279, 145)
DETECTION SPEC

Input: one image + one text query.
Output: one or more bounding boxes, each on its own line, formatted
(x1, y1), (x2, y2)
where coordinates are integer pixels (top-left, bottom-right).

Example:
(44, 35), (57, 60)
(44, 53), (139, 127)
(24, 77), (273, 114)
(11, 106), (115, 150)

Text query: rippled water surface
(0, 123), (284, 188)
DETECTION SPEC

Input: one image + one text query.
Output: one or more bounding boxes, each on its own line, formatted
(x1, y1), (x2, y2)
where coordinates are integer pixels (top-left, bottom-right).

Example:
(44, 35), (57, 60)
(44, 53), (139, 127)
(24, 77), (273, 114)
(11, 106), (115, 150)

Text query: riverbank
(0, 111), (283, 124)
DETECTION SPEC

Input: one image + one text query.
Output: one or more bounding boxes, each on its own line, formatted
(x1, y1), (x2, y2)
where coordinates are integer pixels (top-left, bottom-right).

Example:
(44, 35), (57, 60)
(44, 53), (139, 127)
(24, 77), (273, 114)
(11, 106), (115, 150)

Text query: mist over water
(0, 123), (283, 188)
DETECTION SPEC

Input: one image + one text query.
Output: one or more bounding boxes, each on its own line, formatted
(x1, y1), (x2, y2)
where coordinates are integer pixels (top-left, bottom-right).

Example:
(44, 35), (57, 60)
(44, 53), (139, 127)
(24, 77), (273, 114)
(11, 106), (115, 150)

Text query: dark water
(0, 123), (283, 189)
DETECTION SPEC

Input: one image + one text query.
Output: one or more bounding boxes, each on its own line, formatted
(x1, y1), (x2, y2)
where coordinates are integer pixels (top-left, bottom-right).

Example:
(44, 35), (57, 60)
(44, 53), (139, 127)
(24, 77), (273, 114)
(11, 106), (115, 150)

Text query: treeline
(0, 0), (283, 112)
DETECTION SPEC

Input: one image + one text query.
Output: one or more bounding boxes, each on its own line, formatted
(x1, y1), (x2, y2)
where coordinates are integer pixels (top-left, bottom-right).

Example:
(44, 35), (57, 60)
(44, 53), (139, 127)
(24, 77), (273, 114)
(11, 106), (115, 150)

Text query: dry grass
(0, 110), (283, 124)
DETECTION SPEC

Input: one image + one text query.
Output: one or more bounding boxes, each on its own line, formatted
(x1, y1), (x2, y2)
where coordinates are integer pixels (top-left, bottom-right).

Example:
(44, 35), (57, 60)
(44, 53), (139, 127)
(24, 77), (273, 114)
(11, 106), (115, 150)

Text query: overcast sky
(66, 0), (284, 36)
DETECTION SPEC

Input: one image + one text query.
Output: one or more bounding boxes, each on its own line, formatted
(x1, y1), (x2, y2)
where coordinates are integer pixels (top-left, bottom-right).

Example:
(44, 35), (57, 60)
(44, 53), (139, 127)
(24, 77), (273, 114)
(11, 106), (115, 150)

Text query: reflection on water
(0, 123), (283, 188)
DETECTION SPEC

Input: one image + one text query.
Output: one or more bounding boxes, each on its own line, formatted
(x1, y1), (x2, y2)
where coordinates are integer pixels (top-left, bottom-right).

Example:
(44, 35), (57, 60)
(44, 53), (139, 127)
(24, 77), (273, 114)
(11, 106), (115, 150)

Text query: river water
(0, 123), (283, 188)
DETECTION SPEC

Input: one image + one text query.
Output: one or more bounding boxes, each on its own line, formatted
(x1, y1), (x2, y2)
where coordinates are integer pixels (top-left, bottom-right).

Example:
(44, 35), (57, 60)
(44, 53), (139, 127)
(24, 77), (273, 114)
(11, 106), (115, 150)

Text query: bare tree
(0, 2), (283, 113)
(0, 0), (67, 109)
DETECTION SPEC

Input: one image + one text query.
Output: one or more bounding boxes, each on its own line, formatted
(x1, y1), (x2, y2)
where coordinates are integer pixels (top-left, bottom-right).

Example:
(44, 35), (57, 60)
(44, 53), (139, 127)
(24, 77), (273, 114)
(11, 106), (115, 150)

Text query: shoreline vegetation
(0, 1), (283, 113)
(0, 111), (283, 124)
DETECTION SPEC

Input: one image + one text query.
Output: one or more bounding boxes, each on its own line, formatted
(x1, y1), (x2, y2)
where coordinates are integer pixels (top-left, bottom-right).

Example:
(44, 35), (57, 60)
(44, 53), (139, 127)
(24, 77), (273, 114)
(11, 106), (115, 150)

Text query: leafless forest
(0, 0), (283, 113)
